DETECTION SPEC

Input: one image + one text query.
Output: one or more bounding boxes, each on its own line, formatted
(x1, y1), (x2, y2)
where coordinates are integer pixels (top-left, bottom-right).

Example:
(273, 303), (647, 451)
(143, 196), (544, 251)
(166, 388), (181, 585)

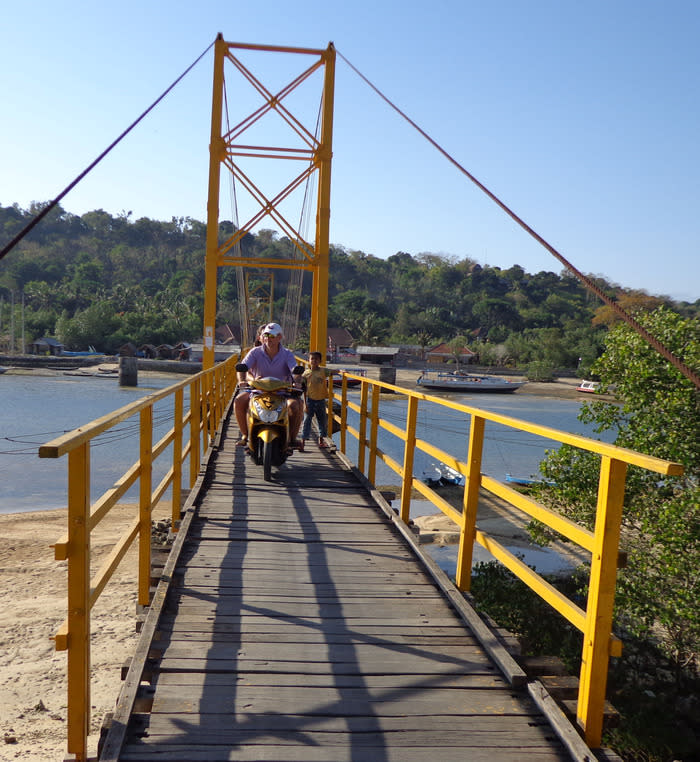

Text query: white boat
(438, 464), (465, 486)
(417, 370), (525, 393)
(421, 465), (443, 485)
(576, 380), (600, 393)
(421, 462), (465, 487)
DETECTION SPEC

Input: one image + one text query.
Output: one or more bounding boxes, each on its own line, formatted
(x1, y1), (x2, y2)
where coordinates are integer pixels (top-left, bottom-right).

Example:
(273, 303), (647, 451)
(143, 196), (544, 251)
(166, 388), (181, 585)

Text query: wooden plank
(159, 631), (474, 646)
(155, 641), (493, 663)
(152, 672), (506, 689)
(119, 743), (567, 761)
(149, 685), (534, 716)
(157, 614), (465, 628)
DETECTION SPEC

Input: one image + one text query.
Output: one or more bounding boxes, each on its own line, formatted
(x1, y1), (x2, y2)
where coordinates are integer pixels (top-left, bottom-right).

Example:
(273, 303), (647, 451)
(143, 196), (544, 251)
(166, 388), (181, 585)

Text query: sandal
(318, 439), (327, 449)
(236, 436), (247, 447)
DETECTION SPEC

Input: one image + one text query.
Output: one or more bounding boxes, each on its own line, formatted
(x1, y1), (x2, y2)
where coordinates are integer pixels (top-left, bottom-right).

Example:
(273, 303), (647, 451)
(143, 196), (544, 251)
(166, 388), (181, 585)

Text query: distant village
(23, 325), (479, 368)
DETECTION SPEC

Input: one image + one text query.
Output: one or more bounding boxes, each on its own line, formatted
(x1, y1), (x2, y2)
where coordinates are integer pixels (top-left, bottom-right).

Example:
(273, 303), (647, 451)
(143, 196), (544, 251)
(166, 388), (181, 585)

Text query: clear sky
(2, 0), (698, 302)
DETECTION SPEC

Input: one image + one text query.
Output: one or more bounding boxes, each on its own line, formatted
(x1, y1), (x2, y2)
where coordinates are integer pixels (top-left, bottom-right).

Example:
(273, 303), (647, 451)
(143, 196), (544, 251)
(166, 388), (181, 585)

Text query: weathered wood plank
(150, 685), (533, 716)
(152, 672), (506, 689)
(119, 743), (567, 761)
(156, 641), (492, 663)
(102, 413), (584, 761)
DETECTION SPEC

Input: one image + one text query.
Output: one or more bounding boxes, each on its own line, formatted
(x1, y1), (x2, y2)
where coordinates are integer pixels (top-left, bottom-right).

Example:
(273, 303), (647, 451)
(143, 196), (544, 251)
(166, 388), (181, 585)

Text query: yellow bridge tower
(202, 36), (335, 367)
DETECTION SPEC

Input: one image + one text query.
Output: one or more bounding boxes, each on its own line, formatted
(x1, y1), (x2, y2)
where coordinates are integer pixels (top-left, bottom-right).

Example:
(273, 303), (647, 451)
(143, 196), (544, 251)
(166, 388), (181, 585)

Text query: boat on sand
(417, 370), (525, 393)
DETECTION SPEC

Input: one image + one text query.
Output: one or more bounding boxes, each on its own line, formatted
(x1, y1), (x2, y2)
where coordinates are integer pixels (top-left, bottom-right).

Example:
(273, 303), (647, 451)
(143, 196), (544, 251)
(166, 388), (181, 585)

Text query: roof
(33, 336), (61, 346)
(355, 346), (400, 356)
(328, 327), (354, 346)
(427, 343), (476, 356)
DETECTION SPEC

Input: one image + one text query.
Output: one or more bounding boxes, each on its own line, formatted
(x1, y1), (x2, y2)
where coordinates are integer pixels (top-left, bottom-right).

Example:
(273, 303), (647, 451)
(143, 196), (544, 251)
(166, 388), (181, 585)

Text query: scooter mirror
(236, 363), (249, 373)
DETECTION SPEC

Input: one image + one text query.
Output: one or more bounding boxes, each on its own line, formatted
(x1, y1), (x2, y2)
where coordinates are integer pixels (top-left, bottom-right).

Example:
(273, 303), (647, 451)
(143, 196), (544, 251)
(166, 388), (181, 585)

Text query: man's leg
(288, 398), (303, 443)
(234, 391), (250, 442)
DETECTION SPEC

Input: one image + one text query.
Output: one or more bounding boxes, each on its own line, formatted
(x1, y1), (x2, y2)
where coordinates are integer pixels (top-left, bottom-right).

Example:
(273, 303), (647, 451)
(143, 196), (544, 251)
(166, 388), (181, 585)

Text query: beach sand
(0, 503), (172, 762)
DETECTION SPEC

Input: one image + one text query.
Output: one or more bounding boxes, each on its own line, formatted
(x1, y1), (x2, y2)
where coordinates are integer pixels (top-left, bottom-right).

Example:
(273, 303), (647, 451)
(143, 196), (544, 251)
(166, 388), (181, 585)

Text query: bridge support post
(578, 455), (627, 747)
(456, 414), (484, 590)
(119, 356), (138, 386)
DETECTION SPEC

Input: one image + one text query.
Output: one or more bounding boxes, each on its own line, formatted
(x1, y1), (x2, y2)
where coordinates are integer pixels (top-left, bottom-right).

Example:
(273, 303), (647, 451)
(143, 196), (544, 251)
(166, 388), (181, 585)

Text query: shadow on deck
(99, 408), (595, 762)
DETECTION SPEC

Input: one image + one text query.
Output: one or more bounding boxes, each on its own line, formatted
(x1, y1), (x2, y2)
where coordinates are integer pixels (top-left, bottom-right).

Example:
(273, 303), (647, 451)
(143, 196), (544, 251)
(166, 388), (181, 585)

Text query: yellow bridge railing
(330, 371), (684, 748)
(42, 359), (683, 759)
(39, 356), (238, 762)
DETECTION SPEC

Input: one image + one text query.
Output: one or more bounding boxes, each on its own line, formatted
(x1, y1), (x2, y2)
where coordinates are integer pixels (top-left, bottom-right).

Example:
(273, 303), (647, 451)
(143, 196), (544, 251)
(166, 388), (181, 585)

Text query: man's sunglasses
(262, 332), (279, 338)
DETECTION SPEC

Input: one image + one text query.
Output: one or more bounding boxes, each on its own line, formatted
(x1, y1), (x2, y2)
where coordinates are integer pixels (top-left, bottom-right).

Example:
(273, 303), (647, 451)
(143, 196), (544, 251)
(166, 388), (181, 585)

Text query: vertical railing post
(326, 374), (334, 443)
(578, 455), (627, 747)
(190, 377), (201, 488)
(357, 381), (369, 475)
(138, 406), (153, 607)
(455, 414), (485, 590)
(339, 380), (348, 454)
(215, 363), (224, 425)
(201, 372), (211, 455)
(65, 442), (91, 762)
(172, 388), (183, 529)
(367, 385), (380, 485)
(400, 396), (419, 523)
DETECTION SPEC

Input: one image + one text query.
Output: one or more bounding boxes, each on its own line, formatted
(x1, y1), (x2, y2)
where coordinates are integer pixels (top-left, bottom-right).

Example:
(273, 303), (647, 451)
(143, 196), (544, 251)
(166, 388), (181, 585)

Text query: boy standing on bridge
(301, 351), (330, 449)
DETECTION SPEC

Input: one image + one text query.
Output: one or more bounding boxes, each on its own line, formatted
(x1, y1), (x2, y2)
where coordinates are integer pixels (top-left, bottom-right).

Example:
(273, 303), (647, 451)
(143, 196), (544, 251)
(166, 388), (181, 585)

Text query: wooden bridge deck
(101, 411), (587, 761)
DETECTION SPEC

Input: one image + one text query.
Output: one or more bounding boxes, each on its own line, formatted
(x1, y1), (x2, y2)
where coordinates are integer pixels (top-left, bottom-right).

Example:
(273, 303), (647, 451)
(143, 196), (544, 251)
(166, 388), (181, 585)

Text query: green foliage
(470, 561), (585, 671)
(534, 306), (700, 760)
(526, 361), (555, 381)
(1, 203), (697, 360)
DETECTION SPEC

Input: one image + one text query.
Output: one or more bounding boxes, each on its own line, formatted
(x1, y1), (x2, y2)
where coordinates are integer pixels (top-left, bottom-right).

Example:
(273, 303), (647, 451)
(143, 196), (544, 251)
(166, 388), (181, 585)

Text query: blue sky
(1, 0), (698, 302)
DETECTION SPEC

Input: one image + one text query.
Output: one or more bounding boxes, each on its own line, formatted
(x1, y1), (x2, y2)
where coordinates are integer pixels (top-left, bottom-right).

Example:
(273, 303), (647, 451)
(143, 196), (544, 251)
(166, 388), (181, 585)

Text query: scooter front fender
(257, 427), (283, 444)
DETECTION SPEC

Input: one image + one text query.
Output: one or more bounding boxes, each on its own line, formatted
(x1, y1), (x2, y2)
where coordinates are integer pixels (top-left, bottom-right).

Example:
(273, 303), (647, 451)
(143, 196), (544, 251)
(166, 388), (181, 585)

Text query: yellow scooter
(237, 365), (303, 481)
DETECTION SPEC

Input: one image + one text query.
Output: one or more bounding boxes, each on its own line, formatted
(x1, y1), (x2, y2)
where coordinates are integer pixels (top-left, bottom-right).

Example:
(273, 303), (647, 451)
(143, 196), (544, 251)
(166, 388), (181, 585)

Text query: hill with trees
(1, 202), (697, 371)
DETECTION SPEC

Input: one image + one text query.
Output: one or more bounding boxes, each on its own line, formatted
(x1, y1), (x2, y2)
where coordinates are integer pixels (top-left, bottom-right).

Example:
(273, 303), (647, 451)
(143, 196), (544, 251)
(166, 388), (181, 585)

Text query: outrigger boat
(417, 370), (525, 393)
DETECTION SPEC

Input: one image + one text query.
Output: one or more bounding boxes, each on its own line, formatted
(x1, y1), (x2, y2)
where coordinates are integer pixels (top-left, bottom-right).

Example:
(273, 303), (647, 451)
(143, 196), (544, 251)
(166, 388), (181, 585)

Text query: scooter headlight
(252, 399), (283, 423)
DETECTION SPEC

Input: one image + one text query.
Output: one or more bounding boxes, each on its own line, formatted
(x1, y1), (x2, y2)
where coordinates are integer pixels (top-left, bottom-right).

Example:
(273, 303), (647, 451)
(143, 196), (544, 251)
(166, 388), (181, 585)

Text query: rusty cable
(336, 49), (700, 390)
(0, 37), (217, 263)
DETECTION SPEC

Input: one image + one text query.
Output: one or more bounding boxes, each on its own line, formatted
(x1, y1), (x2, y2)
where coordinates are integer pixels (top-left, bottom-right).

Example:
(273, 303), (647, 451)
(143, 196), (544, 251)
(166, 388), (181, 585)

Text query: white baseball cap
(262, 322), (283, 336)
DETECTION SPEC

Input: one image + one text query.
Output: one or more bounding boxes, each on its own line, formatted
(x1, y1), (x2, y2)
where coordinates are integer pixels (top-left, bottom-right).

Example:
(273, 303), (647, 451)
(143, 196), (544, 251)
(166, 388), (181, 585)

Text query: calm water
(338, 388), (613, 493)
(2, 374), (614, 576)
(1, 373), (183, 513)
(1, 374), (611, 517)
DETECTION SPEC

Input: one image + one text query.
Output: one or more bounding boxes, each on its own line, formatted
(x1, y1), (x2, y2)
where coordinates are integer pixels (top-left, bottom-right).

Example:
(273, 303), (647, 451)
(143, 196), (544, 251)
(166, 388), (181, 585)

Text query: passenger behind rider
(234, 322), (304, 449)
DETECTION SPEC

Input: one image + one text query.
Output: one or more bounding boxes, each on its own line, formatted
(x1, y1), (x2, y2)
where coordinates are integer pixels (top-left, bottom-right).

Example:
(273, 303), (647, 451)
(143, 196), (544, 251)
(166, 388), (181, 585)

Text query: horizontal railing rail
(330, 370), (683, 748)
(39, 355), (238, 762)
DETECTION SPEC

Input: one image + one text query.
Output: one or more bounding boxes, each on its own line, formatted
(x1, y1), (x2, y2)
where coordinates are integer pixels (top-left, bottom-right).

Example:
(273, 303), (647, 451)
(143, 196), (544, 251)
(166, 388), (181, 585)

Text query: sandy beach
(0, 367), (592, 760)
(0, 503), (172, 761)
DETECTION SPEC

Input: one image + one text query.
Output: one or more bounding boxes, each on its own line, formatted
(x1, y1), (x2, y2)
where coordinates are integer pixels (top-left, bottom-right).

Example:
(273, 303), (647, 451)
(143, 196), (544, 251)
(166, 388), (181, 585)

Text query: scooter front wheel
(262, 438), (278, 481)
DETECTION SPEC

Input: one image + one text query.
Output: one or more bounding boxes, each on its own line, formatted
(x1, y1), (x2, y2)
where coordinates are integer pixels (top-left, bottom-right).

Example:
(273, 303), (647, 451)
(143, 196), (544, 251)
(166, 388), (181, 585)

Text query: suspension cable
(336, 48), (700, 390)
(0, 37), (217, 263)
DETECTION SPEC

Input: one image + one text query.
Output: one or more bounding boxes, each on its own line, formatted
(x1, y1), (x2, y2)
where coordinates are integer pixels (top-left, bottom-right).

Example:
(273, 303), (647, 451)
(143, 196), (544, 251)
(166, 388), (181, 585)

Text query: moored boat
(505, 473), (555, 487)
(576, 380), (600, 393)
(421, 462), (465, 487)
(417, 370), (525, 393)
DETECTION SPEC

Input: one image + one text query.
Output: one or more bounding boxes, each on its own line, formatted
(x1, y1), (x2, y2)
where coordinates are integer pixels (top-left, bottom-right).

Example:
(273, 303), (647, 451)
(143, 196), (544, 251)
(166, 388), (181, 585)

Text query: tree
(446, 335), (470, 370)
(538, 307), (700, 679)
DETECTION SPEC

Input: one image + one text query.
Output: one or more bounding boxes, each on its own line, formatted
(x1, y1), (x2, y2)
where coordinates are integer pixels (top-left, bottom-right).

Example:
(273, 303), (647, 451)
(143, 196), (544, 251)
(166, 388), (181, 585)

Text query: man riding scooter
(234, 322), (305, 450)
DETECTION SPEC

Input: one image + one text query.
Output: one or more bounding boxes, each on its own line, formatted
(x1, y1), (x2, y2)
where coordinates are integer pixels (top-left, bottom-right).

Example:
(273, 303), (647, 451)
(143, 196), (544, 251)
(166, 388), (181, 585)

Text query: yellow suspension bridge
(16, 35), (687, 762)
